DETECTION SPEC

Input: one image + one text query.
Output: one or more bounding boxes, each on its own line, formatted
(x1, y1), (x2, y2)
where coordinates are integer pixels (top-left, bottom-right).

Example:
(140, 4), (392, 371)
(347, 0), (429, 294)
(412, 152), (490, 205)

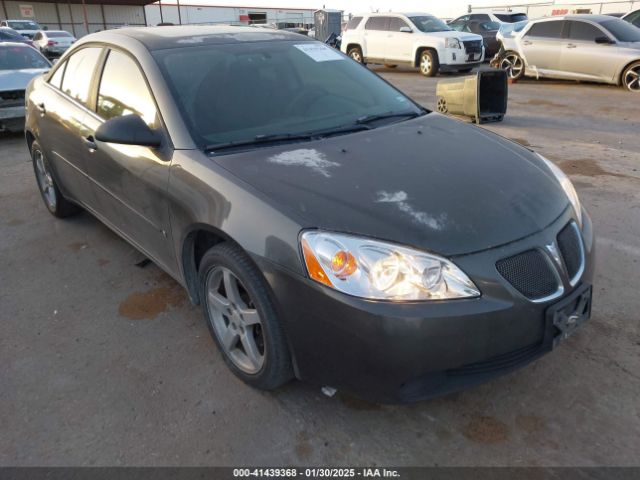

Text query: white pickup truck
(341, 12), (485, 76)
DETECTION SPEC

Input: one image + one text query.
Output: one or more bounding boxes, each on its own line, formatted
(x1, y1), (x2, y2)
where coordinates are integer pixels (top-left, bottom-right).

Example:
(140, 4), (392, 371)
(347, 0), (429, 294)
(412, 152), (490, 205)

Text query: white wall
(144, 4), (314, 26)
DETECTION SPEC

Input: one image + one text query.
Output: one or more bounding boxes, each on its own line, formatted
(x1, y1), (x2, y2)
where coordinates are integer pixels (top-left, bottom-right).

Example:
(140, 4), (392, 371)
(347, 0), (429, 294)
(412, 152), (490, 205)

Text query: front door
(81, 48), (176, 271)
(520, 20), (566, 75)
(385, 16), (414, 63)
(363, 16), (389, 60)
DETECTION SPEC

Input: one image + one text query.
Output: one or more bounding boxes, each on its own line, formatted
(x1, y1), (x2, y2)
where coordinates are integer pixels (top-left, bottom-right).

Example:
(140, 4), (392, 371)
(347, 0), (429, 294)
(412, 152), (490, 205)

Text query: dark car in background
(449, 18), (501, 56)
(1, 42), (50, 132)
(25, 26), (594, 403)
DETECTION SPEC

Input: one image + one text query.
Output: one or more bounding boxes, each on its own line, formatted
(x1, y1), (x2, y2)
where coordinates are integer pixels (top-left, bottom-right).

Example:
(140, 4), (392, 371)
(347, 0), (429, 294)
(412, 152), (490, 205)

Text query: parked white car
(0, 20), (43, 39)
(499, 14), (640, 92)
(341, 12), (485, 76)
(621, 9), (640, 28)
(32, 30), (76, 58)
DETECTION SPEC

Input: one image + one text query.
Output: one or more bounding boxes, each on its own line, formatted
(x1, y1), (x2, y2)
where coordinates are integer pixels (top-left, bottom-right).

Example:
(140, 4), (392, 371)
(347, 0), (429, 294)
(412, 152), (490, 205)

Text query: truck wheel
(347, 46), (364, 64)
(419, 50), (439, 77)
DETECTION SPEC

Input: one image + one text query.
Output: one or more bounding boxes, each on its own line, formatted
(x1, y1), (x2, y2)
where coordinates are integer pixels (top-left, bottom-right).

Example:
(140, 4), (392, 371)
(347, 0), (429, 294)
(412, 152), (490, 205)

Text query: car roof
(535, 14), (618, 22)
(0, 41), (33, 47)
(81, 25), (313, 51)
(43, 30), (72, 34)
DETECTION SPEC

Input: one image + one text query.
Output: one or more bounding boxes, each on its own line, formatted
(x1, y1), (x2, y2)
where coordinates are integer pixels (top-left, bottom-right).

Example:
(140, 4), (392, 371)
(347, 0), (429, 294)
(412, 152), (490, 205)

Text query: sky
(153, 0), (500, 18)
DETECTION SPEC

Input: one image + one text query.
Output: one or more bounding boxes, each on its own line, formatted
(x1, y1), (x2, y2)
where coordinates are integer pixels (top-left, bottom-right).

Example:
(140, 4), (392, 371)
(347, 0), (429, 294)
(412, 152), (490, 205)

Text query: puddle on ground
(510, 138), (532, 147)
(558, 158), (630, 179)
(118, 283), (186, 320)
(462, 416), (509, 444)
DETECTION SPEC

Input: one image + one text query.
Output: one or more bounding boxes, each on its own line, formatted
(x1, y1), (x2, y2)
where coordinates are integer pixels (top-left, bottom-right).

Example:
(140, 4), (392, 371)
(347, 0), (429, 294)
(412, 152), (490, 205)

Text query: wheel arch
(414, 46), (438, 68)
(619, 58), (640, 87)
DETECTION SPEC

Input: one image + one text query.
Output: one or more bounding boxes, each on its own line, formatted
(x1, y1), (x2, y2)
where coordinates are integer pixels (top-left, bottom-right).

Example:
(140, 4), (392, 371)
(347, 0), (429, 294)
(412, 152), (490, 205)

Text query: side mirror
(95, 114), (161, 147)
(400, 26), (413, 33)
(43, 26), (48, 31)
(595, 36), (613, 44)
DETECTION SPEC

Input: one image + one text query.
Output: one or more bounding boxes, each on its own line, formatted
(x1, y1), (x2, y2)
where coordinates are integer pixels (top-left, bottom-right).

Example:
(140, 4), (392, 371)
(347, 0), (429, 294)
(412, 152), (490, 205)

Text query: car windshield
(8, 21), (40, 30)
(499, 20), (528, 36)
(480, 21), (501, 31)
(409, 16), (452, 33)
(153, 40), (424, 150)
(601, 18), (640, 42)
(0, 45), (50, 71)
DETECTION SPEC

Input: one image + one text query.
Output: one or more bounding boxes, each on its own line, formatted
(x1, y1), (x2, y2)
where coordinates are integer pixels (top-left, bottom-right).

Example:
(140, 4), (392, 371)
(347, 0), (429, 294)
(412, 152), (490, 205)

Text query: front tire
(622, 61), (640, 92)
(419, 50), (439, 77)
(198, 243), (293, 390)
(500, 51), (525, 81)
(31, 140), (80, 218)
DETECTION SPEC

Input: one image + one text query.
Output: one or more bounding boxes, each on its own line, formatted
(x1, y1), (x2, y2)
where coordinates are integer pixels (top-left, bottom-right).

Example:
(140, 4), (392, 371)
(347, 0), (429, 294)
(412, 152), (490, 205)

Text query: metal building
(144, 2), (315, 28)
(0, 0), (155, 37)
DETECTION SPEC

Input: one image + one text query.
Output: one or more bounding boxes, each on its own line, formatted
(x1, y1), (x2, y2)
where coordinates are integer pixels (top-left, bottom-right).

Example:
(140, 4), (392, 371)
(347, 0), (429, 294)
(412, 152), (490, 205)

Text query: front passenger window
(567, 21), (603, 41)
(97, 49), (158, 128)
(526, 21), (565, 39)
(60, 47), (102, 107)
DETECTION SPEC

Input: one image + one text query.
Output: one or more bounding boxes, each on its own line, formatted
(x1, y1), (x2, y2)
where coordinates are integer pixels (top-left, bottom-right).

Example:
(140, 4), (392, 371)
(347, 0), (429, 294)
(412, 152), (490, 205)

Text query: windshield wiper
(356, 110), (425, 126)
(204, 123), (372, 154)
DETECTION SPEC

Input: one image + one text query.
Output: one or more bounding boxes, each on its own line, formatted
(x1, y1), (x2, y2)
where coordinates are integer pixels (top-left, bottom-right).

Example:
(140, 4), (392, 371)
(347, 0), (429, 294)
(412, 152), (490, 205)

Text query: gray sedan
(499, 14), (640, 91)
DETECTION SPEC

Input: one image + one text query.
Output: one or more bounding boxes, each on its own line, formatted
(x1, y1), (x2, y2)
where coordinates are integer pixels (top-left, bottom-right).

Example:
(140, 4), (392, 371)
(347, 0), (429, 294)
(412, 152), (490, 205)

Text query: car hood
(0, 68), (49, 92)
(213, 114), (569, 256)
(423, 30), (483, 41)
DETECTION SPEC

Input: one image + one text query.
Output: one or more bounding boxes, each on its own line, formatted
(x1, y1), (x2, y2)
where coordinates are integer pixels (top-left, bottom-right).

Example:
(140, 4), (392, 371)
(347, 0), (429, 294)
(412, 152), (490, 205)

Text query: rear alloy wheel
(347, 46), (364, 64)
(32, 140), (80, 218)
(199, 243), (293, 390)
(500, 52), (525, 80)
(622, 61), (640, 92)
(419, 50), (439, 77)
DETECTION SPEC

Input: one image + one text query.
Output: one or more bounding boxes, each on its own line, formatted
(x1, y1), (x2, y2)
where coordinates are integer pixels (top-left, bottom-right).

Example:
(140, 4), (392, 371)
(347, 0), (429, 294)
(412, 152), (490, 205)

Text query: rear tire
(419, 50), (439, 77)
(198, 242), (293, 390)
(622, 61), (640, 92)
(347, 46), (364, 64)
(31, 140), (81, 218)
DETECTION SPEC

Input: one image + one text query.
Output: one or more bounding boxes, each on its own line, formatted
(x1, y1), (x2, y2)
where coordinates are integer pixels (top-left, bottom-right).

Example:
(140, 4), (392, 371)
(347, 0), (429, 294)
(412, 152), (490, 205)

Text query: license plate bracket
(546, 285), (592, 348)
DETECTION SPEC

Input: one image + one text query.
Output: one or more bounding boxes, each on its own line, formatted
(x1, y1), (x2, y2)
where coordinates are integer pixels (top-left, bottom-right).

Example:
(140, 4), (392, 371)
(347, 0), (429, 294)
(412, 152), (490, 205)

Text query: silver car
(0, 42), (51, 132)
(499, 14), (640, 92)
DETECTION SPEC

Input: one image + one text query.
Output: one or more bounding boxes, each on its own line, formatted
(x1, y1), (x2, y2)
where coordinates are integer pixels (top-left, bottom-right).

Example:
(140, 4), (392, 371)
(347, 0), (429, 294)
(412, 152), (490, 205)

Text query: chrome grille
(0, 90), (25, 108)
(463, 40), (483, 55)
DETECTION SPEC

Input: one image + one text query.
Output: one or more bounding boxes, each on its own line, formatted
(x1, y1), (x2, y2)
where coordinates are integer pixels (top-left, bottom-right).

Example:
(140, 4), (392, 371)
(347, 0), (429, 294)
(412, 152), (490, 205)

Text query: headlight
(538, 154), (582, 228)
(445, 38), (462, 49)
(300, 231), (480, 301)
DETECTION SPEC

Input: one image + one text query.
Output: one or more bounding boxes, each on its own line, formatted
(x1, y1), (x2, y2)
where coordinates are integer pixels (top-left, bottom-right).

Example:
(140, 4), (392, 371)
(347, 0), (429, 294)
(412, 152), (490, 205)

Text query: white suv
(341, 13), (485, 76)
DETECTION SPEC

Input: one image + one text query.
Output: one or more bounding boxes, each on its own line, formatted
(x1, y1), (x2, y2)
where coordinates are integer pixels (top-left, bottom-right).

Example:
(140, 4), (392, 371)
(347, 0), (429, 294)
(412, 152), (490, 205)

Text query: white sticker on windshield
(294, 43), (345, 62)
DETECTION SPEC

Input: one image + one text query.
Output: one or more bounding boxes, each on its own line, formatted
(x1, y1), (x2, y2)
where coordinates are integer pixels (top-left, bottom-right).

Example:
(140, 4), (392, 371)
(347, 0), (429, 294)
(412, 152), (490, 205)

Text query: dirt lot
(1, 68), (639, 467)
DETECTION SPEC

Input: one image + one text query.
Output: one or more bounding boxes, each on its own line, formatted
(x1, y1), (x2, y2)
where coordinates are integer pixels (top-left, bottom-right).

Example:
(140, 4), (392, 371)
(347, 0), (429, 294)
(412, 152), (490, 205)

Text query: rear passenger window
(347, 16), (363, 30)
(567, 21), (603, 41)
(526, 21), (565, 38)
(97, 49), (158, 128)
(48, 61), (66, 89)
(365, 17), (388, 31)
(60, 47), (102, 107)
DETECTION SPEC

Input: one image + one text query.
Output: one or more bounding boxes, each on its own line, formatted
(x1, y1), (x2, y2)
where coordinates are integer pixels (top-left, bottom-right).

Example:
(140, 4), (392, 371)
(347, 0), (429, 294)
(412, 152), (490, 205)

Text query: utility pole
(159, 0), (164, 24)
(81, 0), (89, 35)
(176, 0), (182, 25)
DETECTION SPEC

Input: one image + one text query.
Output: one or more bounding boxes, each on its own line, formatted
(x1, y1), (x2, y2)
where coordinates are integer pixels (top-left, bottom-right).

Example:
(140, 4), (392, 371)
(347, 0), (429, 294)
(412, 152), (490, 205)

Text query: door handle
(83, 135), (97, 152)
(566, 43), (577, 49)
(523, 40), (533, 45)
(36, 102), (46, 115)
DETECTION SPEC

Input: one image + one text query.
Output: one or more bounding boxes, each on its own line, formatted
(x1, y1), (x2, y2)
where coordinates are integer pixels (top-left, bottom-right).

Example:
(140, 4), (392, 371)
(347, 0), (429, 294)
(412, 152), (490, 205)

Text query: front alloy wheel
(348, 47), (363, 63)
(198, 243), (293, 390)
(622, 61), (640, 92)
(500, 52), (524, 80)
(419, 50), (439, 77)
(206, 266), (265, 374)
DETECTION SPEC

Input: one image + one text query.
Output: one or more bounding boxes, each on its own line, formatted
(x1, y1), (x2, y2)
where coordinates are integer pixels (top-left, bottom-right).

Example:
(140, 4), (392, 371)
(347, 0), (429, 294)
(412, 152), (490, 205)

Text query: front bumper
(0, 106), (25, 132)
(440, 47), (485, 70)
(257, 207), (595, 403)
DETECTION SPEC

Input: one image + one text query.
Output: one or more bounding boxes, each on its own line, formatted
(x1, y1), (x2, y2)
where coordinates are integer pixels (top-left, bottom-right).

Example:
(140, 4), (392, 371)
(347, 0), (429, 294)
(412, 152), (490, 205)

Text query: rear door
(35, 46), (103, 206)
(385, 16), (414, 62)
(363, 16), (389, 60)
(520, 20), (566, 75)
(81, 48), (176, 270)
(561, 20), (618, 82)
